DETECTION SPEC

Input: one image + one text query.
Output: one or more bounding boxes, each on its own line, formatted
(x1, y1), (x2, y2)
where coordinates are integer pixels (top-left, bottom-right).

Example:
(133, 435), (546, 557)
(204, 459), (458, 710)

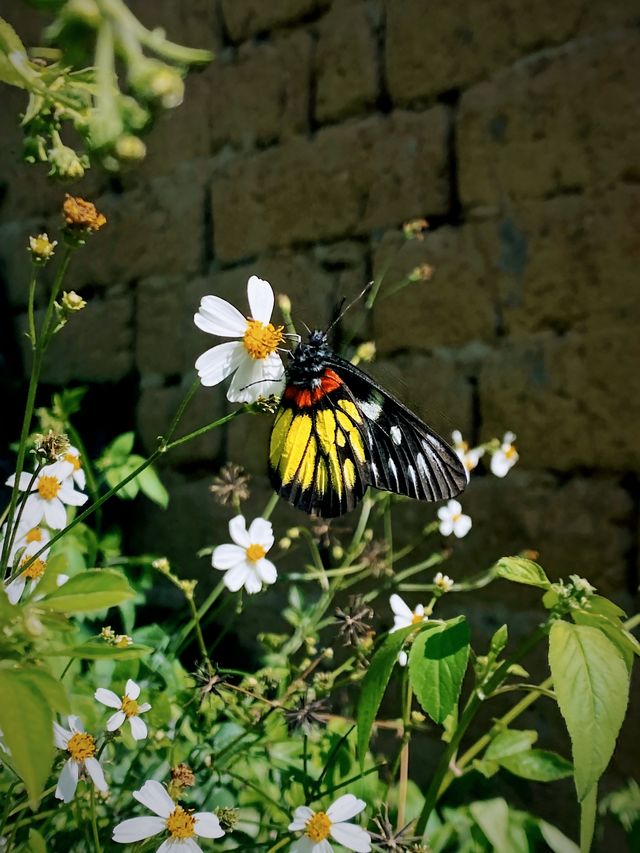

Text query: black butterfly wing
(325, 354), (468, 502)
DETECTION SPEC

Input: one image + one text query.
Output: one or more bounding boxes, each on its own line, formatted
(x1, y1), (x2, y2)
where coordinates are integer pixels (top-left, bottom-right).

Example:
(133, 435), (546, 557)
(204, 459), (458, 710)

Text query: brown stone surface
(315, 0), (379, 123)
(480, 327), (640, 472)
(458, 31), (640, 209)
(220, 0), (328, 42)
(212, 107), (449, 261)
(209, 32), (312, 151)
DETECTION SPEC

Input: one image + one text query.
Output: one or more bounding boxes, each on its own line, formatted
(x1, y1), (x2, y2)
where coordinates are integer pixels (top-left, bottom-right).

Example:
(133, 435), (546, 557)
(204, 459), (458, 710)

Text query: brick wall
(1, 0), (639, 811)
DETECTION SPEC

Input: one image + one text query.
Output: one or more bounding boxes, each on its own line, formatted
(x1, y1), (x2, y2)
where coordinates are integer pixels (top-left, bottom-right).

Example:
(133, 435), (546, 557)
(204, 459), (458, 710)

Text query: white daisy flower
(451, 430), (484, 475)
(490, 431), (519, 478)
(397, 650), (408, 667)
(194, 275), (286, 403)
(112, 779), (224, 851)
(437, 499), (472, 538)
(53, 715), (108, 803)
(4, 551), (50, 604)
(5, 460), (87, 530)
(289, 794), (371, 853)
(212, 515), (277, 595)
(434, 571), (454, 593)
(95, 679), (151, 741)
(288, 794), (371, 853)
(1, 523), (50, 569)
(59, 445), (86, 490)
(389, 594), (428, 633)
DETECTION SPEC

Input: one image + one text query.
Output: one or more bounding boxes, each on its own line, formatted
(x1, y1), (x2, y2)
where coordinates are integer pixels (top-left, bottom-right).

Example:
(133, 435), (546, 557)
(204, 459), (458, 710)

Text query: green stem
(66, 422), (102, 539)
(261, 491), (280, 521)
(414, 623), (550, 837)
(27, 265), (38, 349)
(396, 676), (413, 830)
(164, 378), (200, 444)
(175, 579), (225, 651)
(90, 786), (102, 852)
(3, 461), (44, 575)
(186, 594), (210, 668)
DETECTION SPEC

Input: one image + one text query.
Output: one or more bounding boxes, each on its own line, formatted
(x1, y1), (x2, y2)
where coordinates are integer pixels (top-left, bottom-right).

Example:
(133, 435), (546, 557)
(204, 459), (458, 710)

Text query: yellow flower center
(121, 695), (139, 717)
(452, 513), (462, 522)
(21, 558), (46, 580)
(411, 612), (424, 624)
(305, 812), (331, 842)
(25, 528), (43, 543)
(67, 732), (96, 761)
(37, 475), (61, 501)
(166, 806), (196, 839)
(245, 543), (266, 562)
(505, 445), (517, 459)
(64, 453), (82, 471)
(243, 319), (284, 360)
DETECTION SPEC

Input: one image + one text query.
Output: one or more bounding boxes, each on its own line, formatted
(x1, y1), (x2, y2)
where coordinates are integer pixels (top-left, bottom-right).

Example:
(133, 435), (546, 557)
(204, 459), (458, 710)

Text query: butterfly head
(287, 329), (332, 384)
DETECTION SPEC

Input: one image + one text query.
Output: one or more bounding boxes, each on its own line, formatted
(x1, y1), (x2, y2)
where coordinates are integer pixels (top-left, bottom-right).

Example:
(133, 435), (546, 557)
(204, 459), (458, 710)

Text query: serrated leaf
(499, 749), (573, 782)
(43, 640), (152, 660)
(0, 669), (54, 808)
(469, 798), (510, 853)
(494, 556), (550, 589)
(135, 465), (169, 509)
(549, 621), (629, 801)
(356, 625), (415, 768)
(580, 784), (597, 853)
(485, 729), (537, 760)
(539, 820), (580, 853)
(409, 616), (469, 724)
(571, 611), (637, 672)
(39, 569), (135, 613)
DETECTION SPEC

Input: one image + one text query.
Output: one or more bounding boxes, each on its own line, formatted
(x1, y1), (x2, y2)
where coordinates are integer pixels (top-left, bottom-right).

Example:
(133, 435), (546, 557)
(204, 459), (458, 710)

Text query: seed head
(209, 463), (251, 506)
(334, 595), (374, 647)
(62, 194), (106, 237)
(33, 430), (70, 462)
(284, 694), (328, 735)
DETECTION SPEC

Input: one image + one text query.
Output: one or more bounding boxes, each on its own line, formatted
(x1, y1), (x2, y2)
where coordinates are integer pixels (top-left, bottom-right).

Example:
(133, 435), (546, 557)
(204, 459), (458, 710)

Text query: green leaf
(43, 640), (152, 660)
(0, 17), (27, 88)
(549, 621), (630, 801)
(16, 666), (70, 714)
(588, 596), (626, 620)
(471, 758), (500, 779)
(135, 465), (169, 509)
(28, 829), (47, 853)
(469, 798), (510, 853)
(499, 749), (573, 782)
(409, 616), (470, 724)
(580, 784), (597, 853)
(0, 669), (54, 808)
(539, 820), (580, 853)
(39, 569), (135, 613)
(485, 729), (537, 760)
(356, 625), (415, 768)
(494, 556), (551, 589)
(106, 431), (135, 463)
(571, 611), (638, 671)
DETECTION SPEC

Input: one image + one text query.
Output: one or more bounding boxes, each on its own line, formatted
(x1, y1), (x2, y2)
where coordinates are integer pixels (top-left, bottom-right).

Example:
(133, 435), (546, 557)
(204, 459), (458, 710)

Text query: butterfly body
(269, 330), (467, 517)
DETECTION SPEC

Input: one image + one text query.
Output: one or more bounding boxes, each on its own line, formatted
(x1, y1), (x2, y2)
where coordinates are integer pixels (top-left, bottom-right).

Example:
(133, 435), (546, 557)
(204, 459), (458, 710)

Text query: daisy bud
(408, 263), (435, 283)
(115, 134), (147, 163)
(28, 233), (57, 265)
(277, 293), (292, 314)
(180, 579), (197, 598)
(411, 710), (426, 723)
(397, 650), (408, 667)
(34, 430), (70, 463)
(355, 341), (376, 363)
(61, 290), (87, 312)
(62, 194), (106, 244)
(287, 527), (301, 540)
(100, 626), (116, 642)
(152, 557), (171, 574)
(214, 807), (240, 831)
(48, 145), (86, 180)
(170, 762), (196, 792)
(403, 217), (429, 240)
(278, 536), (292, 551)
(331, 545), (344, 561)
(114, 634), (132, 648)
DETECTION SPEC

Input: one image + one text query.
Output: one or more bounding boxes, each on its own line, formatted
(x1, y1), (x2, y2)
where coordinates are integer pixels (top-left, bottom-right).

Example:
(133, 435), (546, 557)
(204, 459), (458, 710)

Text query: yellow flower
(61, 291), (87, 312)
(28, 233), (57, 264)
(63, 195), (107, 232)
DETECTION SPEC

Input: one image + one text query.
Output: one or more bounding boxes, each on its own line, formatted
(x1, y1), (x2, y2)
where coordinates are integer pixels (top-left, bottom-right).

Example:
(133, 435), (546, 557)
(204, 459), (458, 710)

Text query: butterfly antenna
(325, 281), (374, 335)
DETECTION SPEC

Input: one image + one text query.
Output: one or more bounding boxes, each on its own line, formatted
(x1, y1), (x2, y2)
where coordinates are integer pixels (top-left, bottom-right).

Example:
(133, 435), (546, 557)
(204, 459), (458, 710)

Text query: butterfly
(268, 329), (468, 517)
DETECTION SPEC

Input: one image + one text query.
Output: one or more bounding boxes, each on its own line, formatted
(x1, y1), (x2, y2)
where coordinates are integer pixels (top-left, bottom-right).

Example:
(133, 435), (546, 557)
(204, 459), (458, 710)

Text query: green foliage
(38, 569), (135, 613)
(409, 615), (470, 724)
(494, 556), (551, 589)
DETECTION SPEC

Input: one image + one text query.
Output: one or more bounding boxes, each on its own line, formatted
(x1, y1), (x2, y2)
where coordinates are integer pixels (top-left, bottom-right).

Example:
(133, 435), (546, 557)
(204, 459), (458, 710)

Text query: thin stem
(164, 378), (200, 444)
(27, 266), (38, 349)
(175, 579), (225, 651)
(3, 461), (44, 576)
(397, 676), (413, 830)
(90, 786), (102, 852)
(186, 594), (210, 669)
(261, 491), (280, 521)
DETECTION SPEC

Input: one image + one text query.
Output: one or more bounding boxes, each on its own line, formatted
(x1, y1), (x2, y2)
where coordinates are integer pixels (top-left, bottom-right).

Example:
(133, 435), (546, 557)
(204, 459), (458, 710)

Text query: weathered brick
(136, 381), (225, 464)
(212, 108), (449, 261)
(126, 0), (219, 53)
(220, 0), (328, 42)
(315, 0), (379, 123)
(209, 32), (311, 151)
(386, 0), (515, 104)
(371, 225), (496, 352)
(458, 32), (640, 209)
(480, 327), (640, 472)
(17, 287), (134, 384)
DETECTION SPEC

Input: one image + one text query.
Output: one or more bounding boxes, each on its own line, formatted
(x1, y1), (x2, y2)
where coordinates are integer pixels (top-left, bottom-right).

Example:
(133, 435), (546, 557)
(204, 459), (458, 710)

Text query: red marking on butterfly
(283, 368), (343, 408)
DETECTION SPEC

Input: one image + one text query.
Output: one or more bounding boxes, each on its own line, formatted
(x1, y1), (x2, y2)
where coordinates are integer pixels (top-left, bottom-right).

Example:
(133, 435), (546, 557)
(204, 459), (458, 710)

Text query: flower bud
(61, 290), (87, 312)
(115, 134), (147, 163)
(48, 145), (86, 180)
(355, 341), (376, 363)
(28, 233), (57, 265)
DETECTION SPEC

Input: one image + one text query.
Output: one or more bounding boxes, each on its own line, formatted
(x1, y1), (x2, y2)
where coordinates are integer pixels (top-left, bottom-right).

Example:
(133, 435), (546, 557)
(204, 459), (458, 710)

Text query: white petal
(43, 498), (67, 529)
(247, 517), (274, 550)
(95, 688), (121, 709)
(439, 519), (454, 537)
(129, 715), (148, 740)
(451, 430), (463, 444)
(247, 275), (274, 323)
(390, 616), (410, 633)
(106, 711), (126, 731)
(56, 573), (69, 586)
(414, 604), (425, 617)
(437, 505), (451, 521)
(255, 558), (277, 585)
(212, 543), (246, 570)
(490, 452), (510, 478)
(243, 568), (263, 595)
(125, 679), (141, 700)
(447, 499), (462, 515)
(53, 722), (71, 749)
(290, 840), (317, 853)
(6, 472), (35, 491)
(453, 515), (472, 538)
(21, 495), (45, 526)
(85, 757), (108, 792)
(112, 816), (166, 843)
(504, 431), (516, 444)
(194, 295), (247, 337)
(74, 469), (86, 490)
(138, 702), (151, 713)
(67, 715), (84, 732)
(55, 759), (79, 802)
(133, 780), (175, 818)
(389, 594), (413, 621)
(330, 821), (371, 852)
(5, 576), (26, 604)
(289, 806), (315, 831)
(227, 352), (285, 404)
(397, 650), (408, 667)
(195, 341), (245, 387)
(194, 812), (225, 838)
(157, 840), (202, 853)
(228, 515), (250, 548)
(222, 562), (251, 592)
(327, 794), (366, 823)
(44, 460), (74, 481)
(58, 484), (88, 507)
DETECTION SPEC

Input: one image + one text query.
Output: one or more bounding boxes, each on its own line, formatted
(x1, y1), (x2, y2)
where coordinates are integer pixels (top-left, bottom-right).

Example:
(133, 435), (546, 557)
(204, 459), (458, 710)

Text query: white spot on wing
(360, 400), (382, 421)
(370, 461), (379, 480)
(407, 465), (417, 490)
(417, 452), (434, 495)
(388, 457), (399, 488)
(390, 425), (402, 445)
